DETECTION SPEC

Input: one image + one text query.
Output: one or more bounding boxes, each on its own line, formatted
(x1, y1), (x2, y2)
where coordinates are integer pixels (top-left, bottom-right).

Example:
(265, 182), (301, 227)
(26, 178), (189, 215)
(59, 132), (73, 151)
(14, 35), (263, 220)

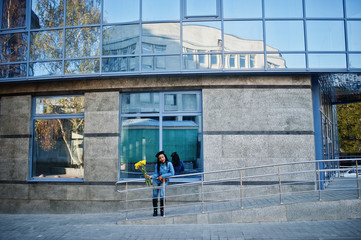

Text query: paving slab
(0, 214), (360, 240)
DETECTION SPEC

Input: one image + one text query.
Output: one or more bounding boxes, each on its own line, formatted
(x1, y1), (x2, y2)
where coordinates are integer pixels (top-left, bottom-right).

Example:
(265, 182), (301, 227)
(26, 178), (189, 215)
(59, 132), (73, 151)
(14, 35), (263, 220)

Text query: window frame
(29, 95), (85, 182)
(183, 0), (221, 19)
(119, 90), (203, 182)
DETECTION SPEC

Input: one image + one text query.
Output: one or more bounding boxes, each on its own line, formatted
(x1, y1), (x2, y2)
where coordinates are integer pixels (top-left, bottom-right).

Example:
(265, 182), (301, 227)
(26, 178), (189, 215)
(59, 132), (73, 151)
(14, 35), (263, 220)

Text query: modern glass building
(0, 0), (360, 213)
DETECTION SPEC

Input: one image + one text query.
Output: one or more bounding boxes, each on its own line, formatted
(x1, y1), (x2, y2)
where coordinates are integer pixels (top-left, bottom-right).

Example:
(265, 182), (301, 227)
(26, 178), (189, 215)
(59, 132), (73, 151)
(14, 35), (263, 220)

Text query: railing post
(356, 160), (360, 199)
(317, 163), (322, 201)
(278, 167), (283, 205)
(239, 170), (243, 209)
(201, 174), (204, 213)
(163, 182), (166, 217)
(125, 182), (128, 220)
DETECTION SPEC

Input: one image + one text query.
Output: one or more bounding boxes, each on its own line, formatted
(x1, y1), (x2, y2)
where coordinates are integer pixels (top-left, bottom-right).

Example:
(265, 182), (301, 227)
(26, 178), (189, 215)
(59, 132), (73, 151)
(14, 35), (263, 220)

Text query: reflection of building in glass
(102, 24), (285, 71)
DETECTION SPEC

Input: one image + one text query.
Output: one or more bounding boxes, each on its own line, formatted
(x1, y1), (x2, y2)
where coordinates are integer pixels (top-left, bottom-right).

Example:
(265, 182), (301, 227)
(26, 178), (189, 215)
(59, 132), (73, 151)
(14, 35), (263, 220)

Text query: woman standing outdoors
(148, 151), (175, 216)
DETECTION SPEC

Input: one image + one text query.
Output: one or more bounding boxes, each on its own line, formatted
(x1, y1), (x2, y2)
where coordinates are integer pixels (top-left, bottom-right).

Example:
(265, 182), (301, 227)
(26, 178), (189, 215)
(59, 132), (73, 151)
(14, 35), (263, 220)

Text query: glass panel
(224, 54), (264, 69)
(265, 0), (303, 18)
(120, 117), (159, 178)
(35, 96), (84, 115)
(0, 63), (26, 78)
(183, 54), (222, 70)
(186, 0), (217, 17)
(305, 0), (343, 18)
(223, 0), (262, 18)
(142, 23), (180, 54)
(66, 0), (101, 26)
(164, 92), (201, 112)
(103, 25), (139, 56)
(267, 53), (305, 69)
(102, 57), (139, 72)
(65, 59), (100, 74)
(308, 54), (346, 68)
(307, 21), (345, 51)
(266, 21), (304, 51)
(224, 21), (263, 52)
(32, 118), (84, 178)
(347, 21), (361, 51)
(0, 33), (28, 62)
(66, 27), (100, 58)
(30, 30), (63, 60)
(1, 0), (26, 28)
(31, 0), (64, 28)
(142, 0), (180, 21)
(29, 61), (62, 76)
(349, 54), (361, 68)
(163, 116), (202, 175)
(103, 0), (139, 23)
(183, 22), (221, 52)
(121, 92), (160, 114)
(346, 0), (361, 18)
(142, 55), (180, 71)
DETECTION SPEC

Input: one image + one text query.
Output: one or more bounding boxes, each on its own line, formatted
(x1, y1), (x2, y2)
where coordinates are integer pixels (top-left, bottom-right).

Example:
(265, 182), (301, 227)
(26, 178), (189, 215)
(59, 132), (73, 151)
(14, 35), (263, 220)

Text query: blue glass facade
(0, 0), (360, 82)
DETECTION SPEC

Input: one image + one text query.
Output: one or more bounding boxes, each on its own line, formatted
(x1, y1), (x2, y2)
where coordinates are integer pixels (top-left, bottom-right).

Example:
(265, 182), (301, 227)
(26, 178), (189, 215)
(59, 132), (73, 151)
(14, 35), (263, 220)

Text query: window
(31, 96), (84, 180)
(229, 55), (235, 68)
(1, 0), (26, 29)
(239, 55), (246, 68)
(120, 91), (202, 179)
(185, 0), (219, 18)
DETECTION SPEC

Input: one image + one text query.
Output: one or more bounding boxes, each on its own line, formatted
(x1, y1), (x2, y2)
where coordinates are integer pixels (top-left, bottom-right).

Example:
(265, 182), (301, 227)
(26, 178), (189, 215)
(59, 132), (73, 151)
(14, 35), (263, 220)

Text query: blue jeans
(152, 179), (168, 199)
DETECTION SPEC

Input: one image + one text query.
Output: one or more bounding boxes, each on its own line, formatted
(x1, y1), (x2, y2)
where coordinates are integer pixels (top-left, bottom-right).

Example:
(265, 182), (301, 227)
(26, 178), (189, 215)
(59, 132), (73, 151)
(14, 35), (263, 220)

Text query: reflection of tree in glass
(32, 0), (64, 28)
(0, 0), (27, 77)
(0, 33), (28, 78)
(2, 0), (26, 29)
(66, 0), (101, 26)
(30, 0), (101, 74)
(34, 97), (84, 167)
(65, 0), (101, 73)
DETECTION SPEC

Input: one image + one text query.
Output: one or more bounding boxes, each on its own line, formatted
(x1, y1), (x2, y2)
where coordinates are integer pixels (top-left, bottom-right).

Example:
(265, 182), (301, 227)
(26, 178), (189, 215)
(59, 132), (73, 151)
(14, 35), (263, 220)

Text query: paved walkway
(0, 213), (361, 240)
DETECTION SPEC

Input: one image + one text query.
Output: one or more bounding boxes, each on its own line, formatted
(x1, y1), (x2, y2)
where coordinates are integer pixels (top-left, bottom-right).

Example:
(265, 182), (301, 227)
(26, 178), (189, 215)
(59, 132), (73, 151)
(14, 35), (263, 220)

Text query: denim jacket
(151, 162), (175, 180)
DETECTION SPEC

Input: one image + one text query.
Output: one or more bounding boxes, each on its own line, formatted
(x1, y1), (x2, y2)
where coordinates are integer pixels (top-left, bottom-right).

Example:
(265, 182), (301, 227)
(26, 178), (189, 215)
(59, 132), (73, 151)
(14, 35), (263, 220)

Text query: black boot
(160, 199), (164, 216)
(152, 198), (158, 216)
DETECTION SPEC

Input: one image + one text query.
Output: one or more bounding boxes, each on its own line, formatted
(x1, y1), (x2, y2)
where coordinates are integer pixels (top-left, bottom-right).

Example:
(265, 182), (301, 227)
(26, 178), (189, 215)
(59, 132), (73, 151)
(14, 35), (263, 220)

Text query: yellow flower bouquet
(135, 160), (152, 186)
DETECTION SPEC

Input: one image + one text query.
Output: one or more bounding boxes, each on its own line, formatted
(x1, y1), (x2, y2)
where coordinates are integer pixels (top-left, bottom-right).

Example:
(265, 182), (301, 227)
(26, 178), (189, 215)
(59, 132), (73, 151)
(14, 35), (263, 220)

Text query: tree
(337, 102), (361, 154)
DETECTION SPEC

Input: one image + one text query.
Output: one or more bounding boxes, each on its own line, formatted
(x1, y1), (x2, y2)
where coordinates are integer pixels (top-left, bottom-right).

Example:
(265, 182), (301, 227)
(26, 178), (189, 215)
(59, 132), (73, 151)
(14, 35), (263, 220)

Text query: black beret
(155, 151), (165, 158)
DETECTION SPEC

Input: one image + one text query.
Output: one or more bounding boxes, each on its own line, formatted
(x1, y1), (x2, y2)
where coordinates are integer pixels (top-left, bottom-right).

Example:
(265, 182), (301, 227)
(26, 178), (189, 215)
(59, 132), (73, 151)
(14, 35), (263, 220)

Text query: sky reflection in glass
(266, 21), (305, 51)
(305, 0), (344, 18)
(103, 0), (139, 23)
(307, 21), (345, 51)
(223, 0), (262, 18)
(265, 0), (303, 18)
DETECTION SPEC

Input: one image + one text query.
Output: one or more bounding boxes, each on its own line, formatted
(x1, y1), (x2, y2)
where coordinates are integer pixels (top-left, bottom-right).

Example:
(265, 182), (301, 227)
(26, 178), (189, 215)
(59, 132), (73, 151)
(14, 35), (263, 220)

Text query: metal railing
(115, 158), (360, 221)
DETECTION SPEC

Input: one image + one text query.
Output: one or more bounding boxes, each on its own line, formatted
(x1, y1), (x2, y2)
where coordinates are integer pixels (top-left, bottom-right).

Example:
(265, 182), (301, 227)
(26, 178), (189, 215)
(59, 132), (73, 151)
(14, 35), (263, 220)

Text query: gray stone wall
(0, 95), (31, 180)
(84, 92), (119, 182)
(202, 82), (315, 182)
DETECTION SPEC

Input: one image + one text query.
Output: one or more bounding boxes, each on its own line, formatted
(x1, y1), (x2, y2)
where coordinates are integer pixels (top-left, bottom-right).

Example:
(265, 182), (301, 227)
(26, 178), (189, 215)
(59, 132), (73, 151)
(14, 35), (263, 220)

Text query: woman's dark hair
(171, 152), (180, 167)
(155, 151), (169, 173)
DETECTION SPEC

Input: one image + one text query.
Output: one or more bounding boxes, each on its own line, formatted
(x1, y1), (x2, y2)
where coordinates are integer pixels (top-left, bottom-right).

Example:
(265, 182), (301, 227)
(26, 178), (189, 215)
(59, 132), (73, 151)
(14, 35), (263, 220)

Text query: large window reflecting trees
(120, 91), (202, 179)
(31, 96), (84, 180)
